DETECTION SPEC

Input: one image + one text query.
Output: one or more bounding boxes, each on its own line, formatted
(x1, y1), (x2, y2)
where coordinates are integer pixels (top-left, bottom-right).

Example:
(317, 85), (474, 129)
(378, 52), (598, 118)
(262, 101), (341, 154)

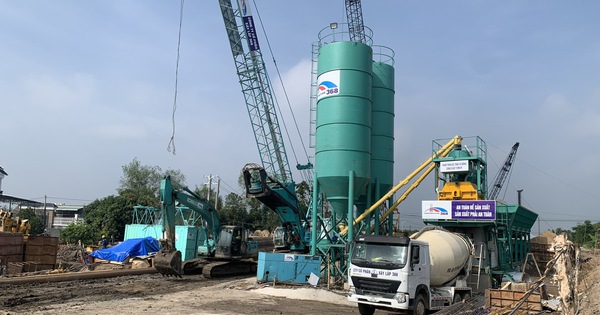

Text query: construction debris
(482, 233), (582, 315)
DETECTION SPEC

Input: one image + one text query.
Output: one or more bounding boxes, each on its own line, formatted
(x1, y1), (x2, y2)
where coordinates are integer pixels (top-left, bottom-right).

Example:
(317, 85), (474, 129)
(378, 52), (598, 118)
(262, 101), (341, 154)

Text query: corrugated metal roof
(55, 204), (84, 212)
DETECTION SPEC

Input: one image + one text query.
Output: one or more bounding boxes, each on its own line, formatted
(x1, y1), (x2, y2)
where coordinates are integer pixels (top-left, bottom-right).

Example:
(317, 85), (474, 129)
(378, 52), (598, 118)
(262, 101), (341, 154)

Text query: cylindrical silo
(315, 41), (373, 219)
(370, 61), (395, 198)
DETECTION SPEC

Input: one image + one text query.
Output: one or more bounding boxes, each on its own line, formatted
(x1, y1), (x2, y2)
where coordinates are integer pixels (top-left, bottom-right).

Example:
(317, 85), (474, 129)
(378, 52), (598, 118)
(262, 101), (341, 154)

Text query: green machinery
(154, 176), (258, 278)
(307, 0), (400, 285)
(423, 137), (537, 288)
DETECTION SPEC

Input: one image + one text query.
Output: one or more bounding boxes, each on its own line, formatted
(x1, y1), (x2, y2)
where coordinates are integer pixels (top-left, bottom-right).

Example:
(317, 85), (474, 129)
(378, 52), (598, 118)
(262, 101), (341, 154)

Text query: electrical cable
(167, 0), (185, 156)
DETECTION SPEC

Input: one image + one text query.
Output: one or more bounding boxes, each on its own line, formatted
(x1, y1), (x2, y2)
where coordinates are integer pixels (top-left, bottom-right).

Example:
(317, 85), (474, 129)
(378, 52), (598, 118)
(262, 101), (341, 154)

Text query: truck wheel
(452, 293), (462, 304)
(461, 292), (471, 300)
(358, 303), (375, 315)
(413, 294), (426, 315)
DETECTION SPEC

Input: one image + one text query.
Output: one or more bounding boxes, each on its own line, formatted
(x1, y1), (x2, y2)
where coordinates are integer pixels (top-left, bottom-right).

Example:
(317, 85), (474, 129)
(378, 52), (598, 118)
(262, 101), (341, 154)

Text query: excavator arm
(242, 163), (307, 251)
(155, 176), (222, 277)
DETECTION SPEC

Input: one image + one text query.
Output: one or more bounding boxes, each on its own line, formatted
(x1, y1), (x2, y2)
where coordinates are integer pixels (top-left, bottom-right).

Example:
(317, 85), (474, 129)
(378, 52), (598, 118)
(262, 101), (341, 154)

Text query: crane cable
(167, 0), (185, 155)
(251, 0), (312, 181)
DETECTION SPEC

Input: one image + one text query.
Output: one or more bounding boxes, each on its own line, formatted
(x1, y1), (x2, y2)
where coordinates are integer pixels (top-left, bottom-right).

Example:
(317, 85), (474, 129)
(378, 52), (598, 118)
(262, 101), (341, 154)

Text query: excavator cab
(216, 225), (254, 259)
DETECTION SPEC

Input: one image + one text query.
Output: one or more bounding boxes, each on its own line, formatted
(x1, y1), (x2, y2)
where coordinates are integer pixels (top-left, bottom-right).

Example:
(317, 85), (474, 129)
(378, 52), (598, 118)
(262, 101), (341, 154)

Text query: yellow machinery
(340, 135), (463, 237)
(0, 209), (31, 235)
(437, 181), (481, 200)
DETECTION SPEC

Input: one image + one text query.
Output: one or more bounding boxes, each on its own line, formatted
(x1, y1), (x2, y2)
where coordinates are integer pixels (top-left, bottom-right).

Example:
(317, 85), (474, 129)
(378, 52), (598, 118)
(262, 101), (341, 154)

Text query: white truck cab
(348, 231), (473, 315)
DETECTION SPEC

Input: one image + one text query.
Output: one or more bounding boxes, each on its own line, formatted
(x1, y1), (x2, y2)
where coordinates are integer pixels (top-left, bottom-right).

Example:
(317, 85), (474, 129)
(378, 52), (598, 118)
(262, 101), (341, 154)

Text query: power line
(31, 196), (93, 203)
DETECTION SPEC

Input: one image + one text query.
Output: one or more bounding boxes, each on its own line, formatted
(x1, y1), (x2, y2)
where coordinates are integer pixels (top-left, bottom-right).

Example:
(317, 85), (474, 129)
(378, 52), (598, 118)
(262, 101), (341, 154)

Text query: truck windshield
(351, 242), (408, 266)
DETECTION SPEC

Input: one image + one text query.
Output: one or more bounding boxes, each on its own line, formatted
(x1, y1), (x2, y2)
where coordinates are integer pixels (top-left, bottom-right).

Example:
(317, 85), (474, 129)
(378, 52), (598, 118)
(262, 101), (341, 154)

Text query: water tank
(370, 61), (395, 199)
(412, 228), (472, 286)
(315, 41), (373, 218)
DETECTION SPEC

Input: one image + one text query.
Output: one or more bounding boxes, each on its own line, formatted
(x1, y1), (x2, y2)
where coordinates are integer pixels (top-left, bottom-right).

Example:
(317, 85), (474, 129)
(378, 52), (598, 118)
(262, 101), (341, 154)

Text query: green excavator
(154, 176), (258, 278)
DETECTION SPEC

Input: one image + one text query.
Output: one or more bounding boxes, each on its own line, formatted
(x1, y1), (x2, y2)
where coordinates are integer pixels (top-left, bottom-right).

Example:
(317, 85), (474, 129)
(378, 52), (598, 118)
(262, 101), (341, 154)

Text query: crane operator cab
(242, 163), (272, 198)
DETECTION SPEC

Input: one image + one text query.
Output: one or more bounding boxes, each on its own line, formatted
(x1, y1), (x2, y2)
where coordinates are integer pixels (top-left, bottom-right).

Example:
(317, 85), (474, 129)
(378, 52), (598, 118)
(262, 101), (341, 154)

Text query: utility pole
(215, 177), (221, 211)
(43, 195), (48, 234)
(204, 174), (215, 202)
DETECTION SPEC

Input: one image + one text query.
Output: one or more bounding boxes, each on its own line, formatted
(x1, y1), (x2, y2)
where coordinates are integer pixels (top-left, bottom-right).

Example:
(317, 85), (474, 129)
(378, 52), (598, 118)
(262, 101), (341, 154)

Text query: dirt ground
(2, 240), (362, 315)
(576, 253), (600, 314)
(0, 273), (359, 315)
(3, 242), (600, 315)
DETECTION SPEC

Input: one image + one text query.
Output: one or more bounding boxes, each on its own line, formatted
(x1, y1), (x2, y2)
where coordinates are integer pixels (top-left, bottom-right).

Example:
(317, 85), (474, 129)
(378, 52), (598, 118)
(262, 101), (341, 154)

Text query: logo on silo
(317, 70), (340, 100)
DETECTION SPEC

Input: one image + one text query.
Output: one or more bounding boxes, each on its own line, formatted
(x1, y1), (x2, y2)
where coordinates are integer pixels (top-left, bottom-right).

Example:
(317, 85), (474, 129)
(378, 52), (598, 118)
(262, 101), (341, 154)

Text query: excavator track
(201, 260), (257, 278)
(182, 258), (209, 275)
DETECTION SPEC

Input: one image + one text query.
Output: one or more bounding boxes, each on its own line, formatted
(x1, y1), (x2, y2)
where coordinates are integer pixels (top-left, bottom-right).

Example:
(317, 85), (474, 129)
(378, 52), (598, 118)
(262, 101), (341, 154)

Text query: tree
(83, 195), (131, 242)
(60, 223), (97, 245)
(193, 185), (222, 209)
(571, 220), (596, 248)
(118, 158), (186, 206)
(16, 208), (45, 235)
(554, 227), (573, 240)
(295, 181), (311, 220)
(247, 198), (279, 232)
(219, 193), (248, 226)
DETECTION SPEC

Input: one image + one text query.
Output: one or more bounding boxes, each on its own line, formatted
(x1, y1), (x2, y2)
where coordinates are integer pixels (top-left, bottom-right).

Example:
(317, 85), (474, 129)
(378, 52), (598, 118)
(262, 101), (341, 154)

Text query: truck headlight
(394, 293), (407, 303)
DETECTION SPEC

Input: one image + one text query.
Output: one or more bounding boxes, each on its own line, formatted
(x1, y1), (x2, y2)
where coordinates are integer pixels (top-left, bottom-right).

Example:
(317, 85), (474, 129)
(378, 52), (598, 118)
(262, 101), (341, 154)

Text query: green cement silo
(315, 41), (373, 219)
(370, 60), (395, 199)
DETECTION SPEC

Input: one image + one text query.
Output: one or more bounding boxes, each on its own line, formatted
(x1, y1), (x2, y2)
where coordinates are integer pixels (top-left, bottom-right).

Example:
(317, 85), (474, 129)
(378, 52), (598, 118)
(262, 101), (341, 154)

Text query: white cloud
(573, 110), (600, 137)
(89, 124), (147, 140)
(21, 73), (96, 111)
(539, 93), (573, 117)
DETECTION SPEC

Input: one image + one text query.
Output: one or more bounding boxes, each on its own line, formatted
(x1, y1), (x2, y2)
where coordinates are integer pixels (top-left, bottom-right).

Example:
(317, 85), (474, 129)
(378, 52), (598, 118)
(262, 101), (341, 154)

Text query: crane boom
(488, 142), (520, 200)
(345, 0), (366, 43)
(218, 0), (291, 183)
(218, 0), (308, 251)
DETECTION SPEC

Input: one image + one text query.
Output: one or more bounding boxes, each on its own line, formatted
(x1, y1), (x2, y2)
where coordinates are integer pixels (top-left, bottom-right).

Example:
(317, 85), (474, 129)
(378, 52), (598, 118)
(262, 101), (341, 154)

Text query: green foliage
(60, 223), (97, 245)
(554, 227), (573, 240)
(17, 208), (45, 235)
(118, 157), (186, 207)
(192, 185), (221, 209)
(219, 193), (248, 226)
(295, 181), (311, 220)
(570, 220), (600, 249)
(247, 198), (279, 231)
(83, 195), (131, 241)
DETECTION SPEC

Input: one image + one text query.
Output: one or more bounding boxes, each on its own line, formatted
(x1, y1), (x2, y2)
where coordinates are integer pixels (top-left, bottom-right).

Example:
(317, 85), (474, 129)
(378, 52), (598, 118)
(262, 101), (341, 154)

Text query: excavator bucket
(154, 248), (182, 277)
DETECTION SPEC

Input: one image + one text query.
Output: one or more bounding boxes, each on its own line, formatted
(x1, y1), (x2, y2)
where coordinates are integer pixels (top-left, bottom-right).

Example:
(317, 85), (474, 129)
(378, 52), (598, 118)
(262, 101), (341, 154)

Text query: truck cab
(348, 230), (472, 315)
(348, 235), (430, 314)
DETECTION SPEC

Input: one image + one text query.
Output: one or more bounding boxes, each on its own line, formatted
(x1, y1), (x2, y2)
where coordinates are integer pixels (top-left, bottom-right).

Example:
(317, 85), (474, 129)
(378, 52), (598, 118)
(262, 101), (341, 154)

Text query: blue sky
(1, 1), (599, 233)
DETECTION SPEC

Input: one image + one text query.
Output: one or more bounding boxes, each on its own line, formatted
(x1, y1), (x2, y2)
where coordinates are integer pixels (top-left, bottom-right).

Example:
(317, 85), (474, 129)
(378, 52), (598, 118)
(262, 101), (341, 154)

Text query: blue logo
(317, 81), (339, 98)
(424, 207), (449, 215)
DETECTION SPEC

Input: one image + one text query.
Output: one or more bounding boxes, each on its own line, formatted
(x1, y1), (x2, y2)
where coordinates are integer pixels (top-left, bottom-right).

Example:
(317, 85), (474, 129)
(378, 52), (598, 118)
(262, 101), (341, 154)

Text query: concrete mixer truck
(347, 227), (474, 315)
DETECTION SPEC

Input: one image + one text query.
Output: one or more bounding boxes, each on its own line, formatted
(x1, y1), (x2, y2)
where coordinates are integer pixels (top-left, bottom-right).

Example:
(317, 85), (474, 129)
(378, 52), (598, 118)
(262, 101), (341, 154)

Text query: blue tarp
(89, 236), (160, 262)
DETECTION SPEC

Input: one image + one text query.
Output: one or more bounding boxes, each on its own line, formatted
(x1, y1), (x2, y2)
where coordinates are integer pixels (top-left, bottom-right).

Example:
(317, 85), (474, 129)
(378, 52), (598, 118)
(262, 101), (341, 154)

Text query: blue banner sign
(242, 15), (260, 51)
(451, 200), (496, 220)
